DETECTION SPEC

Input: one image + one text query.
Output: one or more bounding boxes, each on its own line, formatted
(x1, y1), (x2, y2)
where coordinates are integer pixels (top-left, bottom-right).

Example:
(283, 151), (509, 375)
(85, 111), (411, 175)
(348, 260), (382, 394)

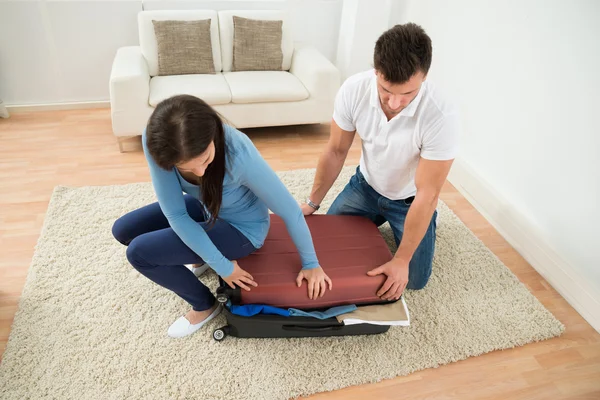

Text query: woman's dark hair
(146, 95), (227, 225)
(374, 23), (432, 84)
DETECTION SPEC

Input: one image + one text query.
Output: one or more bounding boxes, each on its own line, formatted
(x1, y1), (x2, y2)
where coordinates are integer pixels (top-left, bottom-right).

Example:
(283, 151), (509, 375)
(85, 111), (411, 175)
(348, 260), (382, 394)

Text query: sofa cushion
(224, 71), (308, 104)
(218, 10), (293, 73)
(232, 16), (283, 72)
(152, 19), (215, 76)
(149, 74), (231, 106)
(139, 10), (222, 76)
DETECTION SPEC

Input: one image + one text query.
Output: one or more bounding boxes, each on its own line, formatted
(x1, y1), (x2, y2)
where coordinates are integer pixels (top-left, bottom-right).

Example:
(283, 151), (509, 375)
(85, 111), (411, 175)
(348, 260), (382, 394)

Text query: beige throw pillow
(232, 16), (283, 71)
(152, 19), (215, 76)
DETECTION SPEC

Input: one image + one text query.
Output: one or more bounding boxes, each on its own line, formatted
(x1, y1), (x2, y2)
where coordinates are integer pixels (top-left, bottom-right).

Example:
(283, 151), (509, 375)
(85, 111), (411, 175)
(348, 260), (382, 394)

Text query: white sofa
(109, 9), (341, 151)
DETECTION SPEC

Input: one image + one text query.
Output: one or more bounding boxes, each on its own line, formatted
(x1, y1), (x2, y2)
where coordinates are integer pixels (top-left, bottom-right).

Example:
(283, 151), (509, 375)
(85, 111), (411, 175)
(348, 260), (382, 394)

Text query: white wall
(336, 0), (392, 80)
(0, 1), (141, 105)
(0, 0), (342, 106)
(393, 0), (600, 328)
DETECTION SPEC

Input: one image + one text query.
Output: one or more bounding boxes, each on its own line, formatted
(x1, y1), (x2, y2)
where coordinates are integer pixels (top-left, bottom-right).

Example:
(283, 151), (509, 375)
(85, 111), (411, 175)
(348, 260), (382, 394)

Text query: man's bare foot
(184, 303), (219, 325)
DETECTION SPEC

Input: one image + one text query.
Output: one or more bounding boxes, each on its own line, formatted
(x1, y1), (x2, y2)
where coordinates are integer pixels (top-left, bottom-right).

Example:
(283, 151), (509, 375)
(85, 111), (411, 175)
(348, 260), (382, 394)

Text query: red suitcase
(217, 214), (394, 309)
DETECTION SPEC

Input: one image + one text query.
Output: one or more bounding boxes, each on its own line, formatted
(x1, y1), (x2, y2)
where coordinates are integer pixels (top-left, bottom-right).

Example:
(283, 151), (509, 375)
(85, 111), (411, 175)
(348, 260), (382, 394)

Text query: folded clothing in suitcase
(219, 214), (395, 309)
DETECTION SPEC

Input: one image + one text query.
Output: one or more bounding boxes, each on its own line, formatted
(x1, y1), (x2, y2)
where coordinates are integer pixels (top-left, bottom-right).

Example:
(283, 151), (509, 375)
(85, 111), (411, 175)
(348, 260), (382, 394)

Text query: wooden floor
(0, 109), (599, 399)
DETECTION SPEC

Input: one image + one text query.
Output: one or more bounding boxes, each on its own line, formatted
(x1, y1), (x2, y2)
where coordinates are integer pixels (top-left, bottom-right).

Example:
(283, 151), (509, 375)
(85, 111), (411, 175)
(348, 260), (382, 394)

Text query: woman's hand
(296, 266), (333, 299)
(223, 260), (258, 291)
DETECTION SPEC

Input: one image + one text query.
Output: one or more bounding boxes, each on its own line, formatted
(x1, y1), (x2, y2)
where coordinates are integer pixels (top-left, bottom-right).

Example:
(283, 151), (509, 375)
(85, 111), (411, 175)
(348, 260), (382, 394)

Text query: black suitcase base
(212, 307), (389, 341)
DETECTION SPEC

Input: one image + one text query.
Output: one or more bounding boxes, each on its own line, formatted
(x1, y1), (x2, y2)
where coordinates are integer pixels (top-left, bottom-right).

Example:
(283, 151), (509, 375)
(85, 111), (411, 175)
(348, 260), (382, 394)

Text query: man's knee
(406, 259), (433, 290)
(407, 275), (430, 291)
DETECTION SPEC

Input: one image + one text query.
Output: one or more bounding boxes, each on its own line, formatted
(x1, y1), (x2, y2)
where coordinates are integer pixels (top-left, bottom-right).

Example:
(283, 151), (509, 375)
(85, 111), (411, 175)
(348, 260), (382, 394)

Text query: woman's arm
(142, 130), (235, 277)
(238, 141), (320, 271)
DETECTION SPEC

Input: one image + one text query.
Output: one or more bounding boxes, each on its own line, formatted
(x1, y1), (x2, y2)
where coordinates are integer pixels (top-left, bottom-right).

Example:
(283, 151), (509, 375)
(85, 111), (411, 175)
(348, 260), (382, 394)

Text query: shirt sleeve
(142, 130), (235, 277)
(237, 136), (320, 270)
(332, 80), (356, 132)
(420, 112), (460, 161)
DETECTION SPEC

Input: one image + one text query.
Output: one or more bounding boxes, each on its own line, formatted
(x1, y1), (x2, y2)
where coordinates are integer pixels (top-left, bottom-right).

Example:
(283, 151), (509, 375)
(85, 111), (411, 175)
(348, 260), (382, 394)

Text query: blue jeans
(328, 167), (437, 290)
(112, 195), (257, 311)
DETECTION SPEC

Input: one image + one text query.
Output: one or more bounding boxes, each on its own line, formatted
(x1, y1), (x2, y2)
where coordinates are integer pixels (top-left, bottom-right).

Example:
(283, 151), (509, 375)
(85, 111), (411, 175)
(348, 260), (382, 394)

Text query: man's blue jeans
(328, 167), (436, 290)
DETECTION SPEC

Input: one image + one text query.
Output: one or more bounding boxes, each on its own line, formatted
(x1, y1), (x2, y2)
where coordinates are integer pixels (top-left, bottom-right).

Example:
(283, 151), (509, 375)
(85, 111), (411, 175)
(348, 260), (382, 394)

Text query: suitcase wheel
(216, 293), (228, 304)
(213, 326), (229, 342)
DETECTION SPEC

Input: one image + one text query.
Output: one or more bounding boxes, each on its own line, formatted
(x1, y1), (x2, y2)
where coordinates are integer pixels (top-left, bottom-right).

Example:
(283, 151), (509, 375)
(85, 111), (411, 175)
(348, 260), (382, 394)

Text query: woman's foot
(167, 303), (222, 338)
(184, 304), (219, 324)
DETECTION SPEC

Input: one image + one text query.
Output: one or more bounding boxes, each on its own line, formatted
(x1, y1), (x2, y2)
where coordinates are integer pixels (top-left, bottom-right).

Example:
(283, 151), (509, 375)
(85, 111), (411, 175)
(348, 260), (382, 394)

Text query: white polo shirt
(333, 69), (459, 200)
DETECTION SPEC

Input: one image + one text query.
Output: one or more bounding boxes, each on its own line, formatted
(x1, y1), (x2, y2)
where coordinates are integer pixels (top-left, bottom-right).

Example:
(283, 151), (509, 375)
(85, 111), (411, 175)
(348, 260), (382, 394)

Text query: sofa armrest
(109, 46), (152, 137)
(289, 43), (340, 102)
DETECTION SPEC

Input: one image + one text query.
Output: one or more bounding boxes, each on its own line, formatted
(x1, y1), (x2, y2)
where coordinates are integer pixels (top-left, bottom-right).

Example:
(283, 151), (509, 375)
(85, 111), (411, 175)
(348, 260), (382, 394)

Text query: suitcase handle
(282, 325), (343, 332)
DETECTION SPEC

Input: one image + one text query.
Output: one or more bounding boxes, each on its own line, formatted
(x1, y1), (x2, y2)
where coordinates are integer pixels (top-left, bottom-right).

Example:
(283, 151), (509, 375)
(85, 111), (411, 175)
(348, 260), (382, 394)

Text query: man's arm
(368, 157), (453, 300)
(302, 120), (356, 215)
(395, 157), (453, 263)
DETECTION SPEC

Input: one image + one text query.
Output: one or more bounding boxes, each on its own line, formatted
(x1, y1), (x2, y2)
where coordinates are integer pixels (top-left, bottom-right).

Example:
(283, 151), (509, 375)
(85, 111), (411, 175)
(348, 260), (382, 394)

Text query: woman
(112, 95), (332, 338)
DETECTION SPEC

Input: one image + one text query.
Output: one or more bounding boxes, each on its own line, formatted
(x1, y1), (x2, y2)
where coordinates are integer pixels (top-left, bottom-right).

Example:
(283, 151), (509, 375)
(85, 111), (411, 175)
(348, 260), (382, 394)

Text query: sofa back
(137, 9), (292, 75)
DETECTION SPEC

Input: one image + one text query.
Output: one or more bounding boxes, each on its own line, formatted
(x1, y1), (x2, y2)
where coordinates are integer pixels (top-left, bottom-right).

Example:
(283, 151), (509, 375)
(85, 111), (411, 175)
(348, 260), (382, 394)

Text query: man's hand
(300, 203), (317, 216)
(223, 260), (258, 291)
(296, 266), (333, 299)
(367, 259), (409, 300)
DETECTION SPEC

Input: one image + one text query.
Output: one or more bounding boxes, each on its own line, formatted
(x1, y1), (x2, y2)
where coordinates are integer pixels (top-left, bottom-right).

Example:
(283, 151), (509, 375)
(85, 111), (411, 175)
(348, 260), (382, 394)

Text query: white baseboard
(0, 101), (9, 118)
(448, 158), (600, 333)
(6, 100), (110, 112)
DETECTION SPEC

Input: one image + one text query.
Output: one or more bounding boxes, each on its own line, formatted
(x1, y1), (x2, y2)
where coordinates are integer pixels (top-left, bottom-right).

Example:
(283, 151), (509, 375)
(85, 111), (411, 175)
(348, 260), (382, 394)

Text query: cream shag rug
(0, 166), (564, 400)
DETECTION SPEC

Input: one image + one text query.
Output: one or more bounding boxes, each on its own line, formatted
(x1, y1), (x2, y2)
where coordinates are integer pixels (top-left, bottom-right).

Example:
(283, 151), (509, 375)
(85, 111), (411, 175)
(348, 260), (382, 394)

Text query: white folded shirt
(335, 297), (410, 326)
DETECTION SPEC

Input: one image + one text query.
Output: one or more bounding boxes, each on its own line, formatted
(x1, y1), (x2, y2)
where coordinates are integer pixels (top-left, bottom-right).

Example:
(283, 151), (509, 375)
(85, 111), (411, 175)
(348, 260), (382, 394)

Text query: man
(301, 23), (459, 301)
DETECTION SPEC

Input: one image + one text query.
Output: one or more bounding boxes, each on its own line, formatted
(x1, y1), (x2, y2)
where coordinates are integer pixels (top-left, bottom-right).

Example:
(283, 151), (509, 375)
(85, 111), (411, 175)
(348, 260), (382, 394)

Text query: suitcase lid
(236, 214), (394, 309)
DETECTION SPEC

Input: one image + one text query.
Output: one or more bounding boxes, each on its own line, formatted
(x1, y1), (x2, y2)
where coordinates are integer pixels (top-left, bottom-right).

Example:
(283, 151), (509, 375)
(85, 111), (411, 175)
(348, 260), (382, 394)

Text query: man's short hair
(374, 23), (432, 84)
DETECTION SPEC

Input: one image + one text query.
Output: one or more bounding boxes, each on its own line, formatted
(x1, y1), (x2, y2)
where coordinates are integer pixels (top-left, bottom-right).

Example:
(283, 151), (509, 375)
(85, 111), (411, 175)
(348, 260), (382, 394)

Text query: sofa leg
(116, 136), (136, 153)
